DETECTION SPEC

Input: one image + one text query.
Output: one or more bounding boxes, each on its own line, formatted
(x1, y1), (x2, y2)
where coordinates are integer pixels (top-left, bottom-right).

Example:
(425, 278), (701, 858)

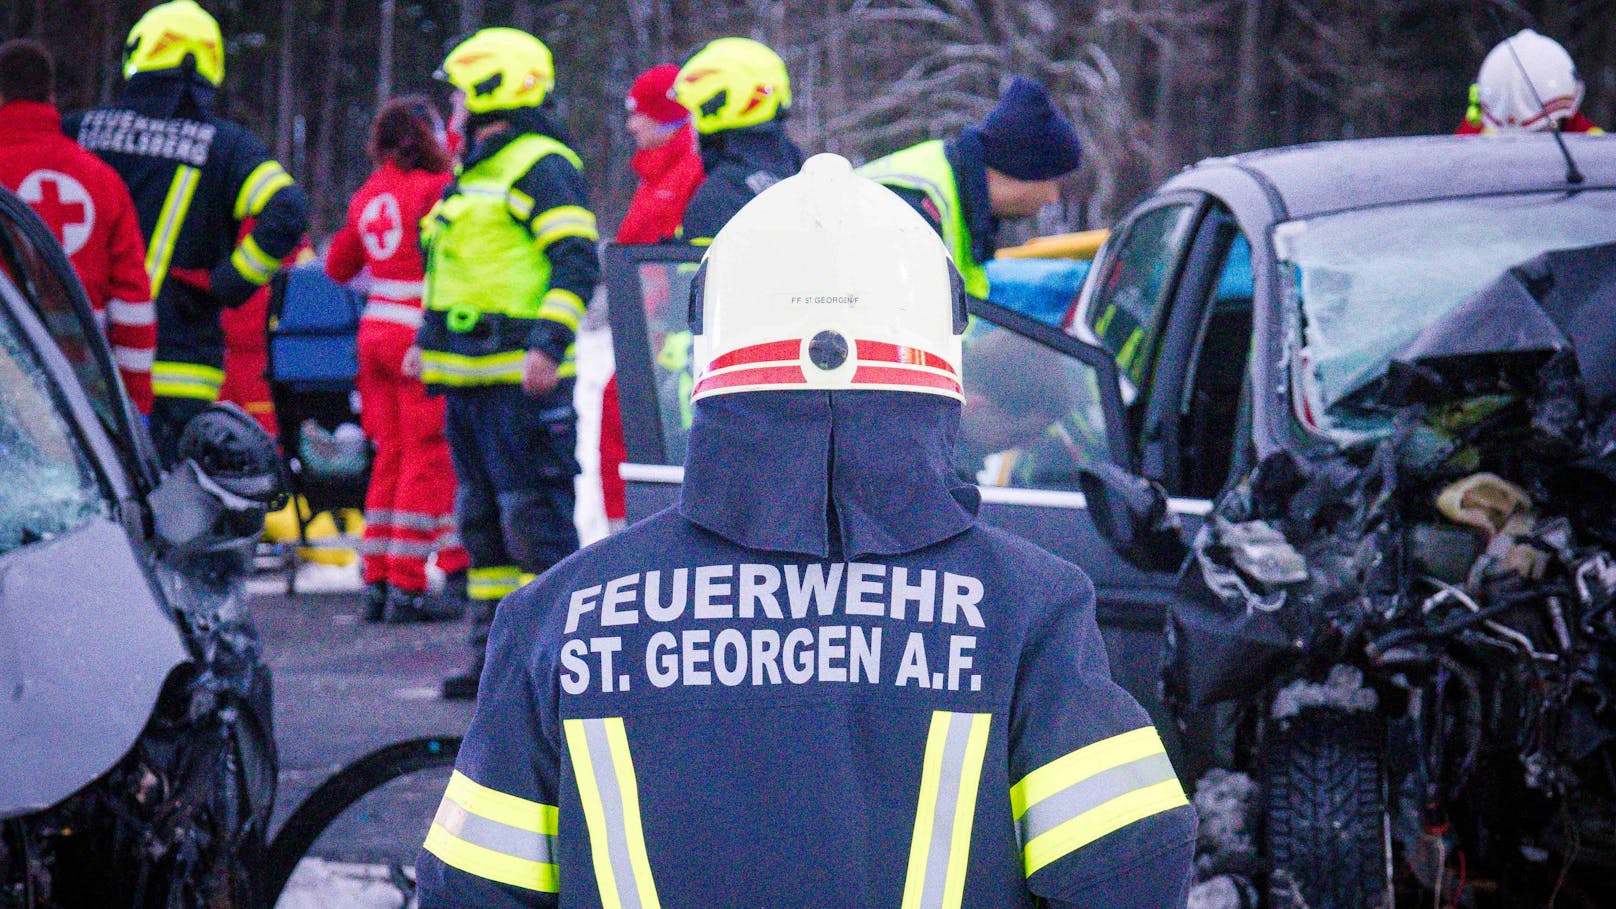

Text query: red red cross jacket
(0, 100), (156, 412)
(326, 161), (451, 321)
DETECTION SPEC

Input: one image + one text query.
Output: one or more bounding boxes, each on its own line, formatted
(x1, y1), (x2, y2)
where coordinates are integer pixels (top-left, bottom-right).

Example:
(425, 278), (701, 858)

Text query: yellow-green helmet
(673, 38), (792, 135)
(124, 0), (225, 87)
(438, 28), (556, 115)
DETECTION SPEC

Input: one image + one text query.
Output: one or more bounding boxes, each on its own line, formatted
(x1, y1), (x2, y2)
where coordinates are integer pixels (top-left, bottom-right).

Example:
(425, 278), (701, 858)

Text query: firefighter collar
(678, 390), (979, 561)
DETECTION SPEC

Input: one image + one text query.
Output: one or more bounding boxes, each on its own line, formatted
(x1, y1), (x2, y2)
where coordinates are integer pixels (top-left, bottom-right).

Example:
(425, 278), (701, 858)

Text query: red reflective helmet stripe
(691, 364), (806, 397)
(855, 340), (958, 376)
(707, 339), (801, 370)
(851, 365), (961, 395)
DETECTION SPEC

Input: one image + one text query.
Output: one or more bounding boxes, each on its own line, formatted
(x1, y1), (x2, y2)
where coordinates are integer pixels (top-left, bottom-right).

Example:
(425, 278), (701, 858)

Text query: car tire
(1261, 707), (1391, 909)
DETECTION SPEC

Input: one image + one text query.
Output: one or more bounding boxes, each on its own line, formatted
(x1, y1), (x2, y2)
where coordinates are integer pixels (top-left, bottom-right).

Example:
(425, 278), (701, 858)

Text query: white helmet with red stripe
(1477, 29), (1584, 132)
(689, 153), (967, 403)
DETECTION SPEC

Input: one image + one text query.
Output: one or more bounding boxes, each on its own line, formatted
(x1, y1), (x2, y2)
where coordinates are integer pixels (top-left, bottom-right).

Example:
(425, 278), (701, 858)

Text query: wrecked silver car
(1071, 136), (1616, 907)
(0, 189), (285, 907)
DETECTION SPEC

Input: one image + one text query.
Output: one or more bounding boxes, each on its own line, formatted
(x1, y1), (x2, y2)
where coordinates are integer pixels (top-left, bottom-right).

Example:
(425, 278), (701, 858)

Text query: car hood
(0, 518), (187, 818)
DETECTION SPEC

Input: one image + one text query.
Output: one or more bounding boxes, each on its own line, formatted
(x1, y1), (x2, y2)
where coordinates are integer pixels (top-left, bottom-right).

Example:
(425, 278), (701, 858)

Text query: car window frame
(1137, 203), (1256, 495)
(0, 188), (160, 494)
(1077, 191), (1209, 399)
(604, 241), (1137, 473)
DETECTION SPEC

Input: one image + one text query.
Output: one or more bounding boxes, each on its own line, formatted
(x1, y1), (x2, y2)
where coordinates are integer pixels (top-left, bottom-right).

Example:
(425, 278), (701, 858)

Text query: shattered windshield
(1278, 190), (1616, 440)
(0, 307), (107, 553)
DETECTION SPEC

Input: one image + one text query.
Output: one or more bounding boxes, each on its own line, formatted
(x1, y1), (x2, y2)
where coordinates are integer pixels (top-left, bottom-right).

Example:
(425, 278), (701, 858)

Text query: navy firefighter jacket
(416, 389), (1197, 908)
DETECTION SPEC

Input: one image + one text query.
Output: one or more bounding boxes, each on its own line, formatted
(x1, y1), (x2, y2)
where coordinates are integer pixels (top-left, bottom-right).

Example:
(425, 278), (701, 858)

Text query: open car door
(605, 243), (1208, 723)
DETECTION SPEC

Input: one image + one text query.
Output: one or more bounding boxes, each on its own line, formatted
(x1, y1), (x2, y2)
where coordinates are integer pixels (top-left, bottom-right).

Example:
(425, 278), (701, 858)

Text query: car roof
(1167, 134), (1616, 220)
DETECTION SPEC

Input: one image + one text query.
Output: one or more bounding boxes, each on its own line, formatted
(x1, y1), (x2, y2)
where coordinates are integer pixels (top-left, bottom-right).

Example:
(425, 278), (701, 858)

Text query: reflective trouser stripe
(901, 711), (991, 909)
(1010, 726), (1188, 876)
(145, 165), (200, 298)
(152, 361), (223, 401)
(565, 717), (661, 909)
(424, 770), (559, 892)
(468, 565), (522, 601)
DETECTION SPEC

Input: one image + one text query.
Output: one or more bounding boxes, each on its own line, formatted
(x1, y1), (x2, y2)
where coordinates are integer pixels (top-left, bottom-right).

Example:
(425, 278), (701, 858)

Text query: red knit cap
(626, 64), (688, 124)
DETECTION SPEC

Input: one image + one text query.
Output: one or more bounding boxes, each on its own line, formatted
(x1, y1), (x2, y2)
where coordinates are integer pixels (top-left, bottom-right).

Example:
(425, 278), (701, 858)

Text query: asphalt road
(254, 583), (473, 904)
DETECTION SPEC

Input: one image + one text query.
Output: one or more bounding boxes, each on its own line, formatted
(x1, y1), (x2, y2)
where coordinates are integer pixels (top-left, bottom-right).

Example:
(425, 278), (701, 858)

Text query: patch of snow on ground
(273, 858), (408, 909)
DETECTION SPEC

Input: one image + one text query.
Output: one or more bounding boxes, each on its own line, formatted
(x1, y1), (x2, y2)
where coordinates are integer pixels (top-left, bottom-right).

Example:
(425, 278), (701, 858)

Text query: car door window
(1086, 202), (1198, 387)
(0, 204), (121, 429)
(957, 318), (1113, 491)
(0, 305), (108, 554)
(606, 244), (1127, 487)
(1175, 228), (1255, 498)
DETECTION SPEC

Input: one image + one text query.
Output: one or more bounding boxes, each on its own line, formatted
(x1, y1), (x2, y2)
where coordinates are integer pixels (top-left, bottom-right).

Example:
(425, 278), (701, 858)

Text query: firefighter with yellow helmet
(67, 0), (308, 464)
(672, 37), (804, 243)
(409, 27), (600, 699)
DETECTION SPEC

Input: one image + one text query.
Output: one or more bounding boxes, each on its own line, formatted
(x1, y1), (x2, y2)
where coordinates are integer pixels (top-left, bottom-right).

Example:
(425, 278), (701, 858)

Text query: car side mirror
(1079, 462), (1188, 571)
(147, 404), (287, 553)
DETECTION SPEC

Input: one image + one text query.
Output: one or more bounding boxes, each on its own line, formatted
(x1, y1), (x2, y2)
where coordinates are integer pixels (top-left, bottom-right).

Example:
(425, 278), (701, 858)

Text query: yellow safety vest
(419, 133), (593, 387)
(859, 140), (989, 300)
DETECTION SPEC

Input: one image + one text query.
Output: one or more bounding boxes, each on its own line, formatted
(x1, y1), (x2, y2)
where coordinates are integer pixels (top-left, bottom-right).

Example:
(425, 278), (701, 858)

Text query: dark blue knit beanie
(967, 77), (1081, 181)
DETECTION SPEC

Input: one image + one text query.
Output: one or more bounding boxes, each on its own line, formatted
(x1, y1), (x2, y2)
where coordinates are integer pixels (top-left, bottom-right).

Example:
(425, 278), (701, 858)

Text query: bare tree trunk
(1150, 24), (1180, 186)
(312, 0), (348, 231)
(461, 0), (484, 33)
(1232, 0), (1267, 151)
(276, 0), (297, 163)
(377, 0), (396, 104)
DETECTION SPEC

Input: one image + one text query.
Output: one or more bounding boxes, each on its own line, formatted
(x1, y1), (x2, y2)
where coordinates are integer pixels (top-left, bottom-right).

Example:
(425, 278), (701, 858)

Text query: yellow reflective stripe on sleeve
(423, 771), (559, 893)
(538, 288), (586, 333)
(231, 234), (282, 285)
(532, 205), (599, 247)
(152, 360), (223, 401)
(234, 160), (294, 219)
(145, 165), (201, 298)
(1011, 726), (1189, 877)
(467, 565), (522, 601)
(901, 711), (991, 909)
(443, 770), (558, 834)
(507, 187), (536, 221)
(565, 717), (662, 909)
(419, 350), (527, 387)
(425, 825), (560, 892)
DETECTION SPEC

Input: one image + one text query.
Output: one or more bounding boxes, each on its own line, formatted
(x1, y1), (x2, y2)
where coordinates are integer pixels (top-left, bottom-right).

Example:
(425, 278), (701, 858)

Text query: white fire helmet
(688, 153), (968, 403)
(1477, 29), (1584, 132)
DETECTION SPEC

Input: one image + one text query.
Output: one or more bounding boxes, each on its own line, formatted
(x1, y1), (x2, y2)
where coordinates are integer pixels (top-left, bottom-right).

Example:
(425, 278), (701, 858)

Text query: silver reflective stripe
(387, 511), (444, 532)
(114, 346), (155, 371)
(363, 300), (424, 328)
(1017, 752), (1179, 847)
(386, 539), (439, 559)
(583, 719), (647, 909)
(433, 797), (555, 865)
(902, 711), (990, 909)
(369, 278), (426, 299)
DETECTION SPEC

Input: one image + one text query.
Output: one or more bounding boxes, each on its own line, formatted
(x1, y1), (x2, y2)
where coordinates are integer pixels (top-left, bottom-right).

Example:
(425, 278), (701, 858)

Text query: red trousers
(357, 318), (468, 591)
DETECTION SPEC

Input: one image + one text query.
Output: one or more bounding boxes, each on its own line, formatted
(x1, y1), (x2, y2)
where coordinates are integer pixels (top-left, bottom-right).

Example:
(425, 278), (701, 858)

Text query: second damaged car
(1073, 135), (1616, 906)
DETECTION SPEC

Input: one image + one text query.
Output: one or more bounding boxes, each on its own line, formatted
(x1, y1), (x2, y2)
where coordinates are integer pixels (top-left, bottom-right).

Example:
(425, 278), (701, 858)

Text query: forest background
(11, 0), (1616, 242)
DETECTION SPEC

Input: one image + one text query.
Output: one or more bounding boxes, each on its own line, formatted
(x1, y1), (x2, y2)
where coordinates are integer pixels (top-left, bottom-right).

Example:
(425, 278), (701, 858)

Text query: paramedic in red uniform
(327, 97), (470, 622)
(599, 63), (704, 532)
(0, 39), (155, 412)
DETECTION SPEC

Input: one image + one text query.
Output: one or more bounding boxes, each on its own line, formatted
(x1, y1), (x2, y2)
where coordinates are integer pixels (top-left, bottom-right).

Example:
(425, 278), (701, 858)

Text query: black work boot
(442, 660), (482, 700)
(360, 582), (389, 622)
(384, 588), (466, 624)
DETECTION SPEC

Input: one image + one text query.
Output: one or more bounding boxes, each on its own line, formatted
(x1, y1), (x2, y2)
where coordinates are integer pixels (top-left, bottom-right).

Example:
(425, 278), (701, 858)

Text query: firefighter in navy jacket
(68, 0), (308, 462)
(417, 155), (1196, 908)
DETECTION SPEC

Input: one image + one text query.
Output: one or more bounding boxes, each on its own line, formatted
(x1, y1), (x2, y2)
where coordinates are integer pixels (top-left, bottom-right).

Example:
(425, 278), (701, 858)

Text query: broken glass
(1276, 190), (1616, 442)
(0, 309), (106, 553)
